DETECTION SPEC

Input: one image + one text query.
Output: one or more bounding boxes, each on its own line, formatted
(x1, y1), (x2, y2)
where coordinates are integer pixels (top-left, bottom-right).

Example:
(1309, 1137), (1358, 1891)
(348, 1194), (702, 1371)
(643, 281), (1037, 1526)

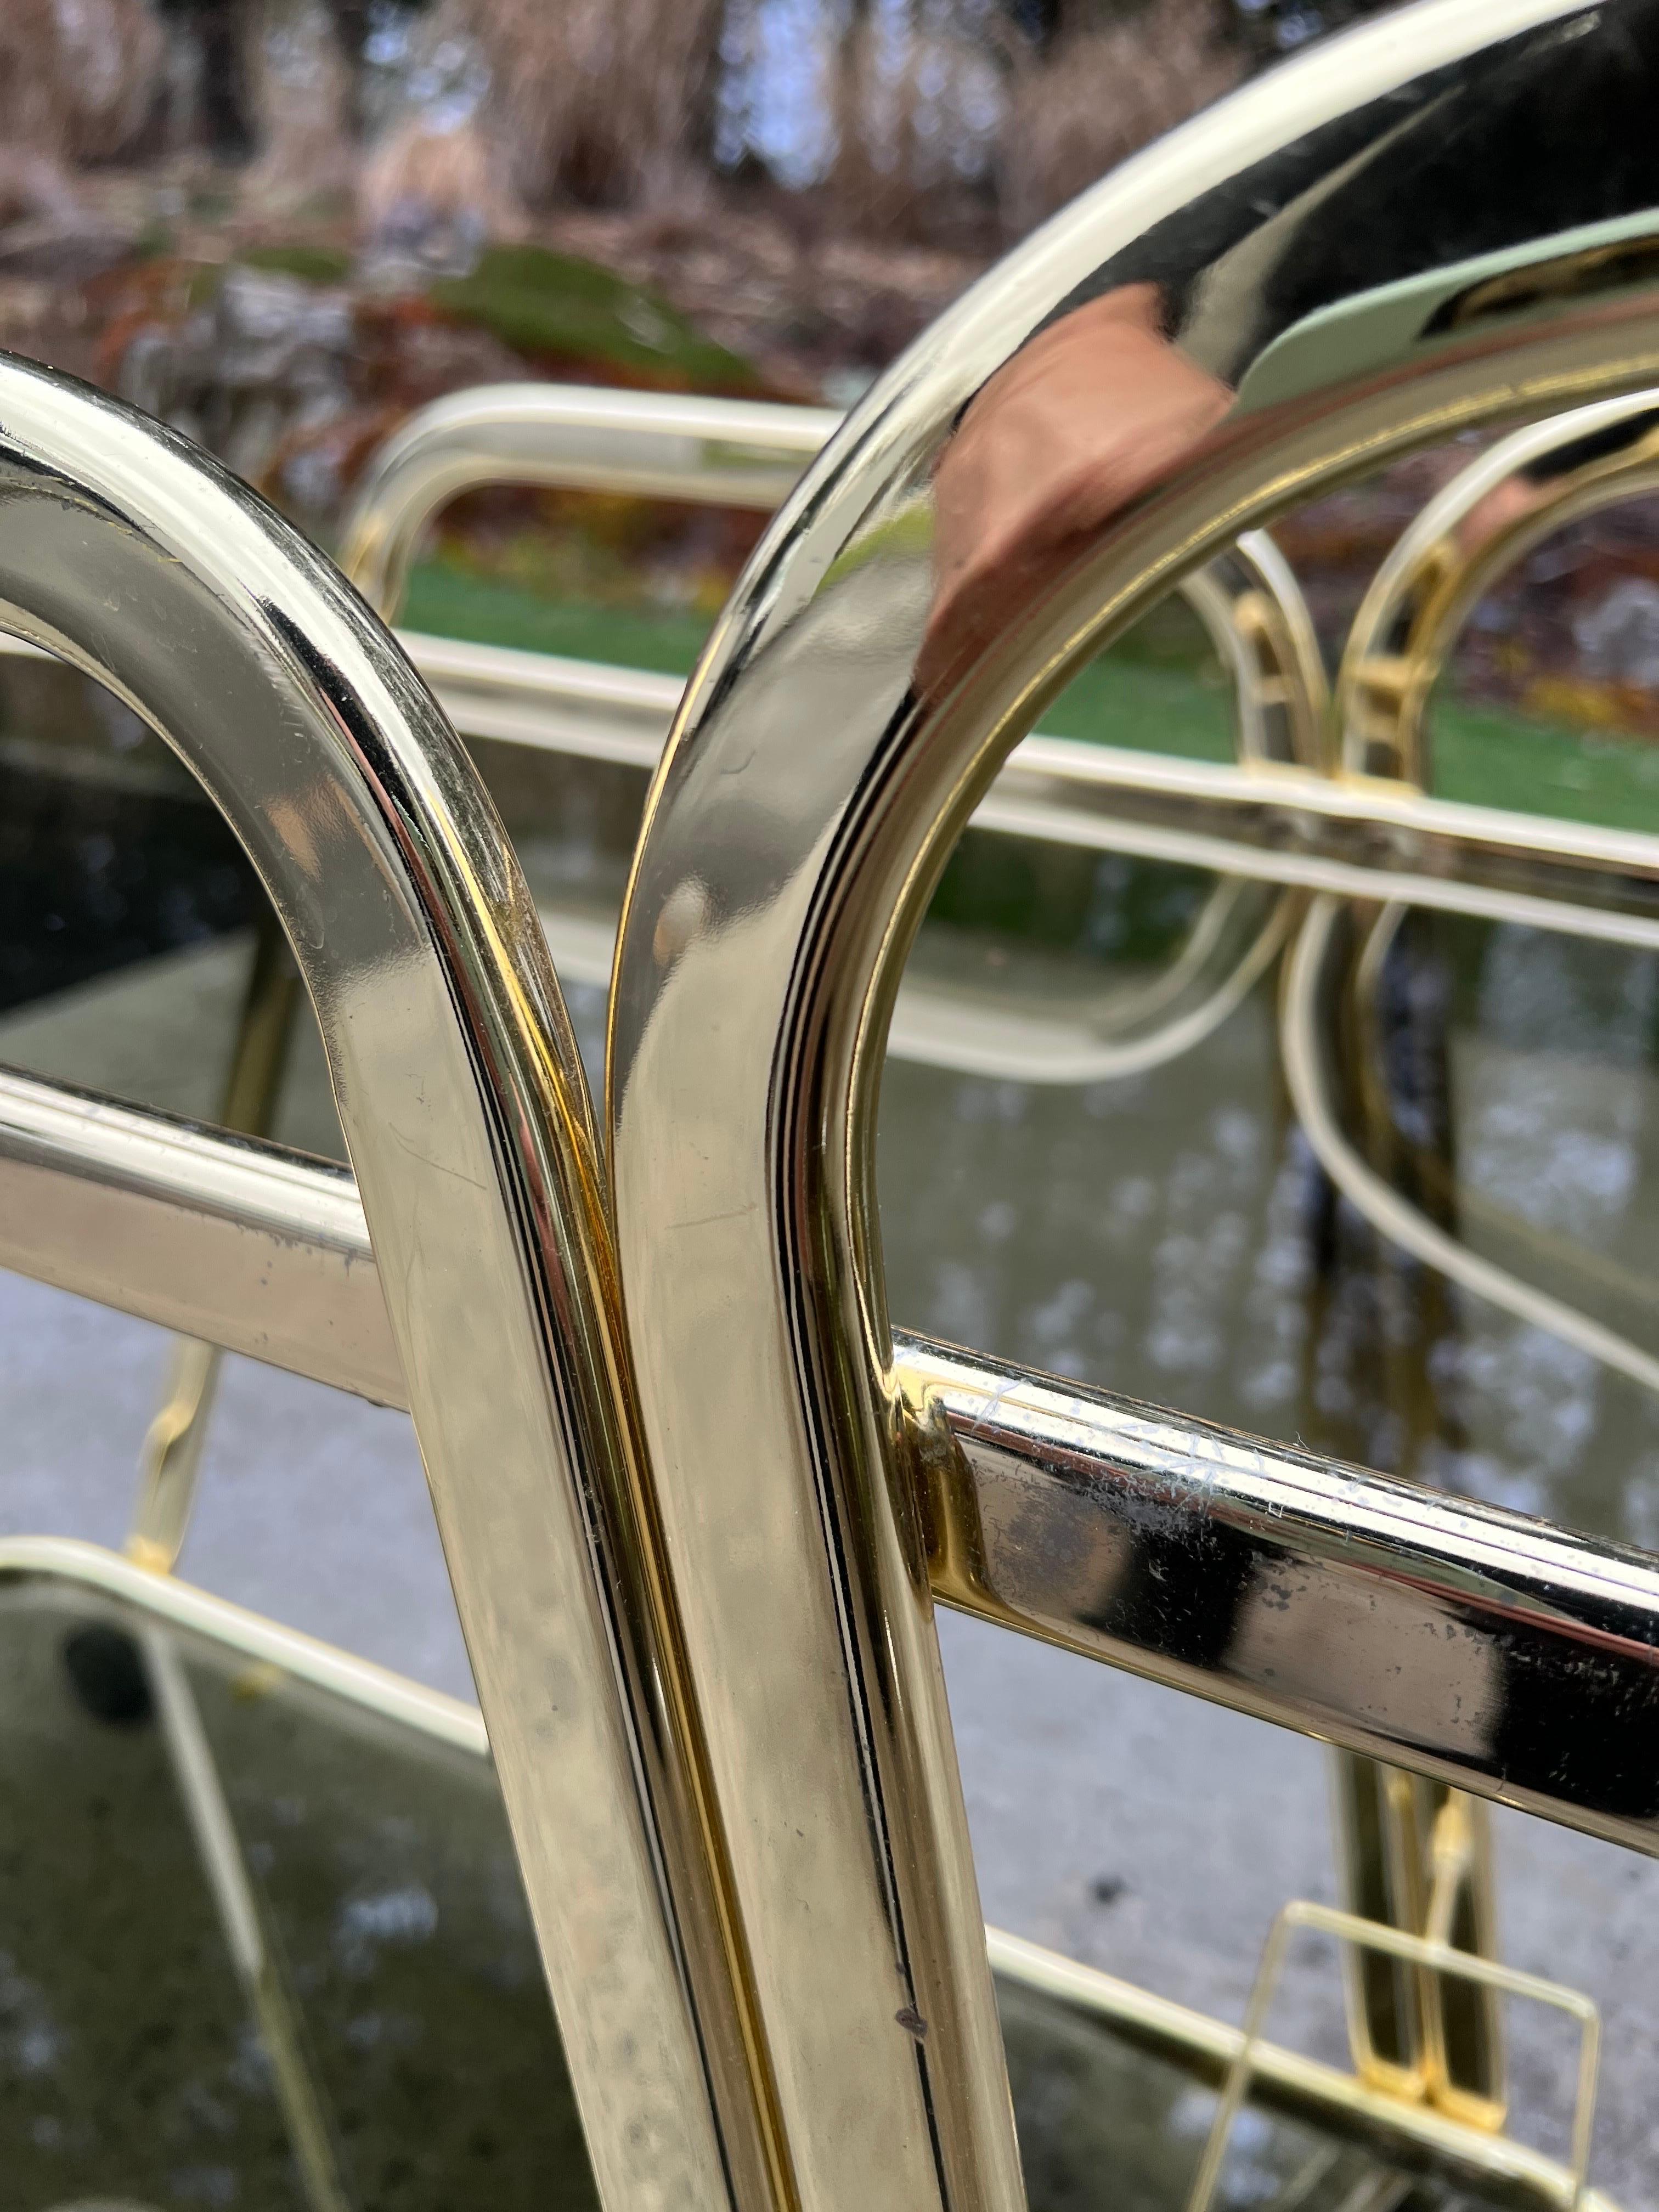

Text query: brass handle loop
(1297, 392), (1659, 1397)
(608, 4), (1659, 2207)
(0, 356), (751, 2212)
(340, 382), (1324, 1088)
(1339, 388), (1659, 788)
(337, 381), (839, 618)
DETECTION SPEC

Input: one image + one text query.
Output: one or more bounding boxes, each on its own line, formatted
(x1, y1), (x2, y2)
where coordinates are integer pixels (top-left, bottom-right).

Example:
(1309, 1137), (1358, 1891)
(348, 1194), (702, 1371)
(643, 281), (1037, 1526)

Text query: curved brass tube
(1340, 387), (1659, 785)
(340, 383), (1320, 1086)
(1284, 895), (1659, 1393)
(0, 356), (759, 2212)
(336, 382), (839, 617)
(608, 3), (1659, 2205)
(893, 525), (1323, 1085)
(1313, 392), (1659, 1398)
(1353, 896), (1659, 1337)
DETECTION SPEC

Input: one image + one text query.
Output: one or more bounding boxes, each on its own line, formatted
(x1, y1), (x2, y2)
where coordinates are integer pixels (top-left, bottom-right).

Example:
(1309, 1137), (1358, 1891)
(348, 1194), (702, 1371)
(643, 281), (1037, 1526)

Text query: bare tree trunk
(182, 0), (256, 159)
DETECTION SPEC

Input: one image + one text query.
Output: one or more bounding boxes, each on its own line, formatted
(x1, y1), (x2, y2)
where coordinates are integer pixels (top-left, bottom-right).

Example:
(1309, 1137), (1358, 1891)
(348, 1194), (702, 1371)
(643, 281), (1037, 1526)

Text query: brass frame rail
(335, 386), (1325, 1088)
(600, 4), (1659, 2204)
(9, 1069), (1659, 1869)
(3, 399), (1308, 1085)
(18, 622), (1659, 950)
(12, 5), (1659, 2208)
(335, 382), (839, 613)
(0, 358), (751, 2212)
(17, 392), (1659, 1076)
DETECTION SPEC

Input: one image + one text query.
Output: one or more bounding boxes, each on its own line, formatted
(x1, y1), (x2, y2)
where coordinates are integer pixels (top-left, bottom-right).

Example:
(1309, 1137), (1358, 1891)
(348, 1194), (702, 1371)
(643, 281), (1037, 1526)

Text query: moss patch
(428, 244), (760, 392)
(237, 242), (354, 286)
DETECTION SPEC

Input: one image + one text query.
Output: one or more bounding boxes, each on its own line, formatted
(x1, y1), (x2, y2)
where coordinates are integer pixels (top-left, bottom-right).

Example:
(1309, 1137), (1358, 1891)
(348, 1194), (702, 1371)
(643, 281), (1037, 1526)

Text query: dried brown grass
(0, 0), (165, 167)
(435, 0), (726, 210)
(825, 12), (1003, 241)
(999, 0), (1243, 238)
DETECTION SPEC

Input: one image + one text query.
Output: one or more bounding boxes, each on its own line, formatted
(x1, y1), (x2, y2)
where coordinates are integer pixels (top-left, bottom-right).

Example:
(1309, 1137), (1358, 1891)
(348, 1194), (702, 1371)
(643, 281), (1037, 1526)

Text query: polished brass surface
(1339, 390), (1659, 788)
(16, 3), (1659, 2202)
(303, 626), (1659, 949)
(1418, 1795), (1506, 2133)
(0, 356), (753, 2212)
(0, 1068), (400, 1404)
(1187, 1902), (1600, 2212)
(904, 1333), (1659, 1858)
(1282, 895), (1659, 1393)
(336, 383), (839, 618)
(340, 385), (1319, 1086)
(1299, 391), (1659, 2135)
(1302, 394), (1659, 1405)
(1330, 1757), (1506, 2131)
(374, 636), (1659, 942)
(19, 1081), (1659, 1872)
(603, 9), (1659, 2200)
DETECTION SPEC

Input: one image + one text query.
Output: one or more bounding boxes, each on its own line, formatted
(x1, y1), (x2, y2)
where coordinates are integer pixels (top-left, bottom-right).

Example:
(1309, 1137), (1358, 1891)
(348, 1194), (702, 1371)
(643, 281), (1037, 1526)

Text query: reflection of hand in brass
(921, 283), (1232, 697)
(1454, 472), (1549, 556)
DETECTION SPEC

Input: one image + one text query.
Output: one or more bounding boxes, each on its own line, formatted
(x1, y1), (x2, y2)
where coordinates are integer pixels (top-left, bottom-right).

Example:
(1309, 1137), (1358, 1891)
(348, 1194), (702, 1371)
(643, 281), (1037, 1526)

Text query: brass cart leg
(1329, 1754), (1505, 2131)
(128, 916), (304, 1573)
(1301, 903), (1504, 2129)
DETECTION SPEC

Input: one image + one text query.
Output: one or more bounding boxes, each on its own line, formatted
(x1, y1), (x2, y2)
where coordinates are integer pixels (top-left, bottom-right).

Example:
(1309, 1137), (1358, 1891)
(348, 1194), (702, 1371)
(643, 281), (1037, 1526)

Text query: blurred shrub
(999, 0), (1242, 236)
(9, 0), (1289, 258)
(0, 0), (165, 169)
(431, 0), (727, 208)
(245, 0), (356, 211)
(715, 0), (1244, 246)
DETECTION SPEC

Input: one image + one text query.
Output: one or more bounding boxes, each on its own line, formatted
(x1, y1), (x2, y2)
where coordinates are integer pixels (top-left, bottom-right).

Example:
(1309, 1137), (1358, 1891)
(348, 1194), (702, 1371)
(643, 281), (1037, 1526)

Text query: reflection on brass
(1331, 1756), (1506, 2133)
(1186, 1900), (1599, 2212)
(129, 919), (303, 1575)
(1429, 221), (1659, 338)
(1310, 895), (1502, 2123)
